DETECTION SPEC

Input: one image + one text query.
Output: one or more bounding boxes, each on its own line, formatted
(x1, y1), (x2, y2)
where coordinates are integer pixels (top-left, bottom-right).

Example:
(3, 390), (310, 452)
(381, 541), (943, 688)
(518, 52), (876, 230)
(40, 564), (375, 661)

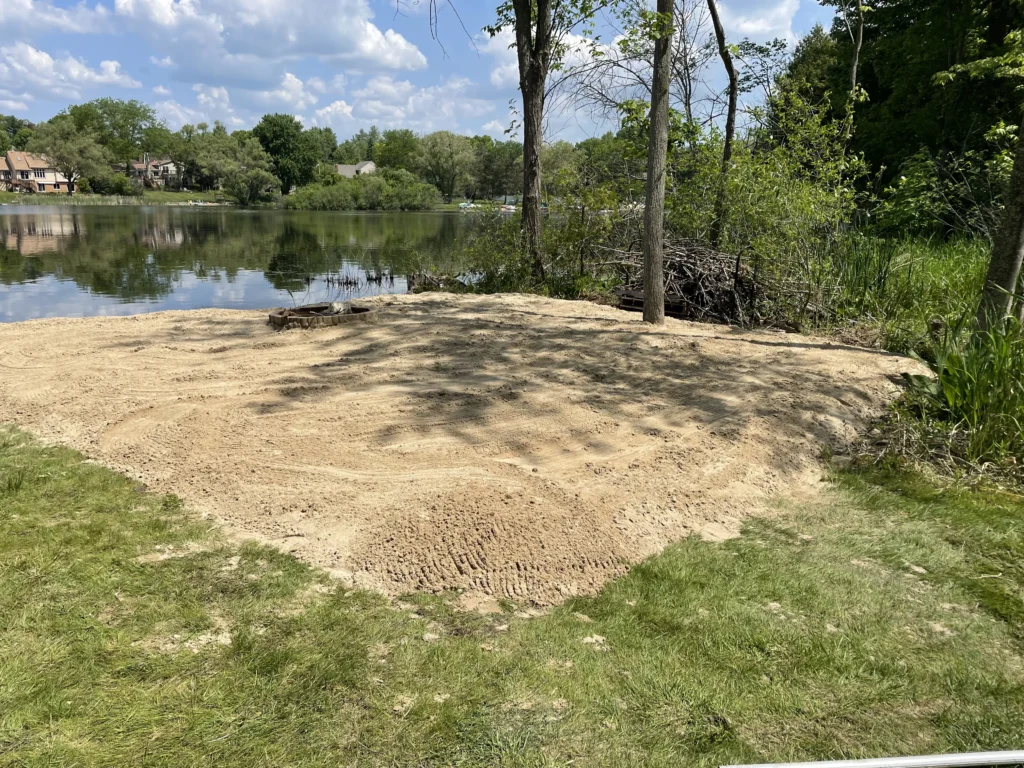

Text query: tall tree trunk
(521, 77), (546, 280)
(977, 107), (1024, 330)
(513, 0), (552, 281)
(707, 0), (736, 250)
(643, 0), (674, 325)
(845, 0), (864, 141)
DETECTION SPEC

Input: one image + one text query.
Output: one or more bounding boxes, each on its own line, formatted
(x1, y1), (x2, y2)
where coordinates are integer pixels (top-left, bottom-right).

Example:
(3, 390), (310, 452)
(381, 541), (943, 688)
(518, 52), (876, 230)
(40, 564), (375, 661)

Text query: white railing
(723, 752), (1024, 768)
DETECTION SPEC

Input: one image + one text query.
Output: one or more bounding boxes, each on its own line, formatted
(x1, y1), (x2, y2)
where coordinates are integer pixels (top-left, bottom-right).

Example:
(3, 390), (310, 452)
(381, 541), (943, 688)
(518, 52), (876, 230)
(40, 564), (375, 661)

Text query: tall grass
(824, 236), (988, 353)
(902, 316), (1024, 468)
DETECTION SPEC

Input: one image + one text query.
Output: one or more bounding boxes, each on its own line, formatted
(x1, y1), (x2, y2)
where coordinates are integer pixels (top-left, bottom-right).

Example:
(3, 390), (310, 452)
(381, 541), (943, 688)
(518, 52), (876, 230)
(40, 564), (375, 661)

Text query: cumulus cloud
(480, 28), (518, 89)
(0, 43), (140, 102)
(153, 84), (171, 95)
(110, 0), (426, 89)
(350, 76), (497, 132)
(313, 100), (355, 128)
(150, 55), (175, 68)
(718, 0), (800, 41)
(256, 73), (320, 111)
(0, 0), (110, 35)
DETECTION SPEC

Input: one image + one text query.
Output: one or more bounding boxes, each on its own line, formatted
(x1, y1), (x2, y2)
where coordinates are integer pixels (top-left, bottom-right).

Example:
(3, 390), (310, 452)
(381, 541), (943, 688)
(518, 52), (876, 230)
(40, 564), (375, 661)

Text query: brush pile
(608, 239), (754, 324)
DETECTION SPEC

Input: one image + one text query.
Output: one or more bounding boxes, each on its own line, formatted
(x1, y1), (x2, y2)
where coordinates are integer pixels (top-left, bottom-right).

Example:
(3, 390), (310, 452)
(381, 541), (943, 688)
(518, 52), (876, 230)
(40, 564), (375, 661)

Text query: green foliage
(375, 129), (419, 171)
(252, 114), (319, 194)
(27, 119), (109, 193)
(333, 125), (380, 165)
(220, 138), (280, 207)
(417, 131), (474, 202)
(903, 316), (1024, 467)
(12, 126), (34, 151)
(875, 124), (1016, 238)
(283, 168), (439, 211)
(68, 98), (162, 170)
(90, 172), (139, 197)
(306, 126), (338, 163)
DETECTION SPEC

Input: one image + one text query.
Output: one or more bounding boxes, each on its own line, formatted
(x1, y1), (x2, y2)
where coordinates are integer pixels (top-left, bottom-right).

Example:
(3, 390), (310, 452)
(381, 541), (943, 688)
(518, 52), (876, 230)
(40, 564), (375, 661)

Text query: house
(130, 156), (178, 186)
(1, 151), (70, 194)
(335, 160), (376, 179)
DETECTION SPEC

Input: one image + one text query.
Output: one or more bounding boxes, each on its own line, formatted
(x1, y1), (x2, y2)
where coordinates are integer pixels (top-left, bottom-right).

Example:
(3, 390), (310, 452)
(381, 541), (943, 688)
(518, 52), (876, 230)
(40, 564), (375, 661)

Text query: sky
(0, 0), (835, 142)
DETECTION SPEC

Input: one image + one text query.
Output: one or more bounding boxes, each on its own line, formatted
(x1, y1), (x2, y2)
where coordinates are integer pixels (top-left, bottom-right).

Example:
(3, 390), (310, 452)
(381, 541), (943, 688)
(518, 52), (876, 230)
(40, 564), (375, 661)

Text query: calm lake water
(0, 207), (470, 322)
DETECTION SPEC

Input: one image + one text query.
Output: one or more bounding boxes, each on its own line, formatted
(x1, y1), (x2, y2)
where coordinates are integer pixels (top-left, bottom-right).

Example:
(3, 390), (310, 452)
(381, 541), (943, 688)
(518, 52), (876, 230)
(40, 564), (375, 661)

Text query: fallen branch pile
(604, 239), (754, 324)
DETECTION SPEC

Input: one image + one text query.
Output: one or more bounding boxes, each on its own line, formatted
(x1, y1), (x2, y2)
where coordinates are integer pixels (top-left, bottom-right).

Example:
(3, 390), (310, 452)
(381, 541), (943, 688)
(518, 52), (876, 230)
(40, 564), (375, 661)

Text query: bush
(87, 172), (136, 197)
(285, 169), (440, 211)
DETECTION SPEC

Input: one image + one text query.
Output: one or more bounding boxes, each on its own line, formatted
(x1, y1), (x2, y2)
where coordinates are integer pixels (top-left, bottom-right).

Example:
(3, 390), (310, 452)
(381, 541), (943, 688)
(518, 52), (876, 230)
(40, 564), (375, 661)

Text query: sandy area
(0, 294), (916, 603)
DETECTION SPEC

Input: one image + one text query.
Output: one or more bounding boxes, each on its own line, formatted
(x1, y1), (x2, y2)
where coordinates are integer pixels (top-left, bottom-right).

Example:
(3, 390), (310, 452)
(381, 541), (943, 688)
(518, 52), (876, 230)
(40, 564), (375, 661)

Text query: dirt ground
(0, 294), (917, 604)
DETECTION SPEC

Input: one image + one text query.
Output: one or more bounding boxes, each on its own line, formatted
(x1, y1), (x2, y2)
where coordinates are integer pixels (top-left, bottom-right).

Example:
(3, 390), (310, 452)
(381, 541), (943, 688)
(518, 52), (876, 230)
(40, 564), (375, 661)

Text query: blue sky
(0, 0), (834, 142)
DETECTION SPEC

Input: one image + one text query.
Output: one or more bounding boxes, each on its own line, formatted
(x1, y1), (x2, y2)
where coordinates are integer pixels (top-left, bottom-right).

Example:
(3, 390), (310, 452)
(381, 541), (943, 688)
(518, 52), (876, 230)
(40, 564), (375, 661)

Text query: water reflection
(0, 207), (468, 321)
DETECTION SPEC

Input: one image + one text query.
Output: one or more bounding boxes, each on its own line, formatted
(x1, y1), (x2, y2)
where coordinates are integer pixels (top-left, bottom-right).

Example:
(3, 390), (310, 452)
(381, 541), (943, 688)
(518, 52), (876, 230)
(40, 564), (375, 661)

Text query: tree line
(1, 101), (527, 208)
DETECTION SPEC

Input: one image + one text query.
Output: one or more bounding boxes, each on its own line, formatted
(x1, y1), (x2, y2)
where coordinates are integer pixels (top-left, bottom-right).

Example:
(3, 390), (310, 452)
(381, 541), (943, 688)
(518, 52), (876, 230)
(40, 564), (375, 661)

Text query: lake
(0, 207), (470, 322)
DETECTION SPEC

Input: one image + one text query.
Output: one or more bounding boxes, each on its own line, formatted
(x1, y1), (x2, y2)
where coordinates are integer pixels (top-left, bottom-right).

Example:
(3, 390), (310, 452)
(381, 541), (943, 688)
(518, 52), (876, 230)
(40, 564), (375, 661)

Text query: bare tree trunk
(707, 0), (737, 250)
(521, 78), (546, 279)
(977, 107), (1024, 330)
(513, 0), (552, 281)
(845, 1), (864, 141)
(643, 0), (674, 325)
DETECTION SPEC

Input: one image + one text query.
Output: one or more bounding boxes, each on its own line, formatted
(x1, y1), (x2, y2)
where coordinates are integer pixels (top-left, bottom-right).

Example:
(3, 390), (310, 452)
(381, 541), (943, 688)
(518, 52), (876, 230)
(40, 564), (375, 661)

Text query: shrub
(285, 170), (440, 211)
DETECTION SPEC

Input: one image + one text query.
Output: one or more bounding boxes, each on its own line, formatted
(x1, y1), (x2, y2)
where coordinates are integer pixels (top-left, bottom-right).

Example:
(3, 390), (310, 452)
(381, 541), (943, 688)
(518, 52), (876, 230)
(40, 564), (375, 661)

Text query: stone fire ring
(268, 303), (378, 330)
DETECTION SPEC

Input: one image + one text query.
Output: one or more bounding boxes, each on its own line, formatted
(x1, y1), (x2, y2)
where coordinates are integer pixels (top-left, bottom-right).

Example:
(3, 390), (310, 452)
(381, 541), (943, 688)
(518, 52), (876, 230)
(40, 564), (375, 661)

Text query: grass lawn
(0, 190), (224, 206)
(1, 426), (1022, 767)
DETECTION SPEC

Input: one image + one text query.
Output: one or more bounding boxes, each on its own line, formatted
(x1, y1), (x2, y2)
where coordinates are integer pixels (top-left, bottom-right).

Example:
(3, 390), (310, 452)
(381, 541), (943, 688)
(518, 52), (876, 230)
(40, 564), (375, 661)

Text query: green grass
(0, 190), (224, 205)
(2, 426), (1023, 767)
(825, 236), (989, 354)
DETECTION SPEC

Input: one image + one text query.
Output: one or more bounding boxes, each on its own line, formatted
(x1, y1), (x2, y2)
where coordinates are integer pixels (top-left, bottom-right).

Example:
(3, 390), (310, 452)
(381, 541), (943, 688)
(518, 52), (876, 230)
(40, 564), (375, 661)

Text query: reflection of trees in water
(0, 209), (471, 303)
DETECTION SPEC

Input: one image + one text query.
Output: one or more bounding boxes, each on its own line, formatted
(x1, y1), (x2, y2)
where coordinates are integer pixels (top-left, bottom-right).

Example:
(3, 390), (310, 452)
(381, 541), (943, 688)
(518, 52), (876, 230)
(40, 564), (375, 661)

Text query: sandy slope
(0, 294), (917, 603)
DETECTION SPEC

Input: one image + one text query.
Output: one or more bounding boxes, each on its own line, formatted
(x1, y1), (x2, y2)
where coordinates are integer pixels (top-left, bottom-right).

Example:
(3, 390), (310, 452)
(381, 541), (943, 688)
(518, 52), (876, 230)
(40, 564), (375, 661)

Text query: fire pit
(268, 303), (377, 330)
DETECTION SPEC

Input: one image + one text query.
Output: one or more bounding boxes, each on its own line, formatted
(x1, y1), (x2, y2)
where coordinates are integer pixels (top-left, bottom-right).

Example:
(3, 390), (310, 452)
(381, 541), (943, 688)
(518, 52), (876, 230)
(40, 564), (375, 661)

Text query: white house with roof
(1, 151), (70, 194)
(335, 160), (376, 179)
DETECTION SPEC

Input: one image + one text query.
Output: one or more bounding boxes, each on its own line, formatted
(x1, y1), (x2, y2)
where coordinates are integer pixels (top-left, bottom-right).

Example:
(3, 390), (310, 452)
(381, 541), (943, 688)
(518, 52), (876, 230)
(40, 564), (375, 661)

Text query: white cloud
(354, 76), (417, 101)
(155, 99), (206, 129)
(719, 0), (800, 41)
(111, 0), (426, 89)
(345, 22), (427, 70)
(351, 76), (497, 132)
(313, 100), (355, 128)
(194, 83), (231, 111)
(482, 119), (507, 133)
(0, 0), (110, 35)
(480, 28), (518, 89)
(0, 43), (140, 101)
(256, 73), (320, 111)
(307, 74), (347, 95)
(153, 84), (171, 95)
(0, 98), (30, 112)
(150, 55), (175, 68)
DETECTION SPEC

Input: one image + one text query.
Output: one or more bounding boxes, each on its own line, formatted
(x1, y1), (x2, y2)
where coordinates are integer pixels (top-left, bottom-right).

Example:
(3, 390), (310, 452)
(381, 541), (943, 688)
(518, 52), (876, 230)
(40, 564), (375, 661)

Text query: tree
(706, 0), (737, 249)
(487, 0), (604, 280)
(376, 129), (420, 171)
(333, 126), (381, 165)
(307, 127), (338, 163)
(642, 0), (673, 325)
(222, 138), (280, 206)
(26, 119), (108, 195)
(976, 105), (1024, 329)
(252, 113), (319, 194)
(0, 130), (9, 155)
(418, 131), (473, 202)
(13, 126), (34, 151)
(69, 99), (162, 172)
